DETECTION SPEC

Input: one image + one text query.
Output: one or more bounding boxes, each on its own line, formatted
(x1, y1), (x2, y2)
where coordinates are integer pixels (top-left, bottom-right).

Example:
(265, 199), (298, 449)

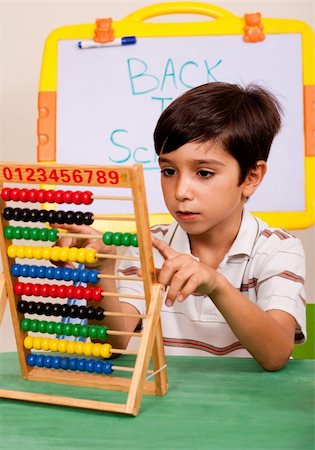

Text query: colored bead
(55, 190), (64, 204)
(4, 226), (14, 239)
(46, 321), (56, 334)
(75, 342), (84, 355)
(102, 231), (113, 245)
(83, 212), (93, 225)
(69, 305), (79, 318)
(19, 188), (29, 202)
(57, 340), (68, 353)
(24, 282), (33, 296)
(101, 343), (112, 359)
(38, 320), (47, 333)
(52, 356), (61, 369)
(86, 359), (95, 373)
(63, 323), (73, 336)
(91, 287), (102, 302)
(46, 190), (55, 203)
(47, 229), (58, 242)
(1, 187), (11, 201)
(37, 189), (47, 203)
(33, 247), (43, 259)
(54, 267), (64, 280)
(24, 336), (33, 349)
(91, 343), (102, 358)
(72, 324), (81, 337)
(95, 361), (103, 374)
(112, 232), (123, 246)
(63, 191), (73, 204)
(71, 269), (80, 282)
(48, 284), (59, 298)
(77, 248), (86, 264)
(62, 268), (71, 281)
(55, 211), (65, 224)
(74, 211), (84, 225)
(60, 304), (70, 316)
(50, 339), (59, 352)
(10, 188), (20, 201)
(35, 302), (45, 315)
(20, 208), (31, 222)
(40, 284), (50, 297)
(80, 325), (89, 338)
(26, 354), (37, 367)
(86, 249), (97, 264)
(103, 361), (113, 375)
(78, 306), (87, 319)
(38, 210), (48, 222)
(81, 191), (93, 205)
(20, 318), (30, 331)
(30, 228), (40, 241)
(21, 227), (31, 239)
(7, 245), (16, 258)
(17, 300), (27, 313)
(29, 209), (39, 222)
(38, 228), (49, 241)
(54, 322), (64, 335)
(68, 358), (78, 371)
(83, 287), (92, 300)
(11, 264), (21, 277)
(51, 304), (61, 317)
(59, 247), (70, 262)
(77, 358), (86, 371)
(37, 266), (47, 278)
(41, 338), (51, 351)
(88, 269), (98, 284)
(121, 233), (131, 246)
(41, 247), (51, 260)
(74, 286), (84, 299)
(14, 282), (24, 295)
(46, 266), (55, 279)
(94, 307), (105, 321)
(72, 191), (82, 205)
(64, 211), (75, 224)
(68, 247), (78, 262)
(44, 355), (53, 368)
(66, 341), (76, 354)
(3, 207), (14, 220)
(29, 319), (39, 332)
(33, 337), (42, 350)
(32, 283), (41, 296)
(79, 269), (89, 283)
(130, 234), (138, 247)
(86, 306), (95, 320)
(16, 227), (26, 240)
(20, 264), (28, 277)
(88, 325), (99, 339)
(66, 285), (75, 299)
(13, 207), (22, 221)
(60, 357), (69, 370)
(50, 246), (61, 261)
(83, 342), (93, 356)
(26, 301), (36, 314)
(47, 210), (57, 223)
(97, 326), (107, 340)
(28, 189), (38, 203)
(16, 246), (26, 258)
(42, 303), (53, 316)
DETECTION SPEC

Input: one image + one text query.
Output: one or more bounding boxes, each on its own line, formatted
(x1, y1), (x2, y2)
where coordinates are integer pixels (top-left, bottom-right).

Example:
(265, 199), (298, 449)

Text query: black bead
(43, 302), (53, 316)
(35, 302), (45, 315)
(60, 304), (70, 317)
(74, 211), (84, 225)
(21, 208), (31, 222)
(52, 303), (62, 316)
(2, 207), (14, 220)
(55, 210), (65, 224)
(17, 300), (27, 313)
(38, 209), (48, 222)
(94, 306), (105, 321)
(78, 305), (87, 319)
(69, 305), (79, 318)
(47, 210), (57, 223)
(29, 209), (39, 222)
(12, 207), (22, 221)
(83, 212), (93, 225)
(27, 301), (36, 314)
(64, 211), (75, 225)
(86, 306), (95, 320)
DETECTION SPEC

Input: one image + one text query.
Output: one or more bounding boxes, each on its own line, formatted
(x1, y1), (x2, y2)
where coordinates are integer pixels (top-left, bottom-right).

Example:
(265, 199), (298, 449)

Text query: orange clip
(94, 18), (115, 43)
(243, 13), (265, 43)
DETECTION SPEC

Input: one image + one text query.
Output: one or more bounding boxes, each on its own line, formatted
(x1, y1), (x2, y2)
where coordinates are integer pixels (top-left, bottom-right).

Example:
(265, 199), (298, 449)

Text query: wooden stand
(0, 162), (168, 416)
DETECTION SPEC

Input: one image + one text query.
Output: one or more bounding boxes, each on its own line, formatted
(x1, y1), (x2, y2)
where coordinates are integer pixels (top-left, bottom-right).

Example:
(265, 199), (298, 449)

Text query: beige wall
(0, 0), (314, 351)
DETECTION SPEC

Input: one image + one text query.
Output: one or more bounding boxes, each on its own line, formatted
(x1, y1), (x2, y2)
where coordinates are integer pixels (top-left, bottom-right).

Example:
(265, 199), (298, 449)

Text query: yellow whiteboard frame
(37, 1), (315, 229)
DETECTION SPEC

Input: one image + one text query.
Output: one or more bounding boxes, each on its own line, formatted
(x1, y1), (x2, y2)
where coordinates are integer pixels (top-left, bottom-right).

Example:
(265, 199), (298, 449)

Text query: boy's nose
(174, 177), (194, 201)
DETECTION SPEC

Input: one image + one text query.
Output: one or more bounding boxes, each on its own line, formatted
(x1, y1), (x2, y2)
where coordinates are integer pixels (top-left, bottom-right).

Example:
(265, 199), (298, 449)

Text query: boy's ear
(242, 161), (267, 198)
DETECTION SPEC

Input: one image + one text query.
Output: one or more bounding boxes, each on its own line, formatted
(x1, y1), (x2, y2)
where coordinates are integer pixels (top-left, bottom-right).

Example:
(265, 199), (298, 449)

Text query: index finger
(152, 237), (178, 261)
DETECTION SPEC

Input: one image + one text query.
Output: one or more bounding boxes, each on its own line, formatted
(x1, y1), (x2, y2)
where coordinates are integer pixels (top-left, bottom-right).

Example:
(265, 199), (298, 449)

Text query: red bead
(75, 286), (84, 299)
(19, 188), (29, 202)
(14, 282), (24, 295)
(66, 286), (75, 298)
(72, 191), (82, 205)
(55, 190), (64, 204)
(83, 287), (93, 300)
(40, 284), (50, 298)
(31, 283), (41, 296)
(57, 285), (67, 298)
(24, 283), (33, 296)
(82, 191), (93, 205)
(46, 190), (55, 203)
(1, 187), (11, 201)
(28, 189), (38, 203)
(91, 287), (103, 301)
(37, 189), (47, 203)
(11, 188), (21, 201)
(49, 284), (59, 298)
(63, 191), (73, 204)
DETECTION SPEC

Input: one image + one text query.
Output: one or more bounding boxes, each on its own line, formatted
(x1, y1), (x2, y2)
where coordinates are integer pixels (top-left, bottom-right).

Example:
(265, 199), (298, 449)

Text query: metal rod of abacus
(93, 214), (136, 221)
(96, 253), (140, 261)
(92, 195), (133, 201)
(104, 311), (145, 319)
(101, 291), (145, 300)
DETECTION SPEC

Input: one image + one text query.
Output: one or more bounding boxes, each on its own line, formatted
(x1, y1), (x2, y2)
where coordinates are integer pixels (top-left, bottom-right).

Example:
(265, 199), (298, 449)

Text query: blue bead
(52, 356), (61, 369)
(86, 360), (95, 373)
(103, 361), (113, 375)
(37, 266), (47, 279)
(36, 355), (45, 367)
(77, 358), (87, 371)
(79, 269), (89, 283)
(71, 269), (80, 282)
(29, 265), (39, 278)
(94, 361), (103, 374)
(60, 357), (69, 370)
(44, 355), (53, 368)
(54, 267), (63, 280)
(11, 264), (21, 277)
(20, 265), (29, 277)
(88, 270), (98, 284)
(68, 358), (78, 371)
(26, 353), (37, 366)
(62, 268), (72, 281)
(46, 266), (55, 280)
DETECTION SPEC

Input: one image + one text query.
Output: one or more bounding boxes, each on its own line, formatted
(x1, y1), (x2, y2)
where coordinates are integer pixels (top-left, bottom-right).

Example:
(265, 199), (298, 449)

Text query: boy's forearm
(209, 274), (295, 371)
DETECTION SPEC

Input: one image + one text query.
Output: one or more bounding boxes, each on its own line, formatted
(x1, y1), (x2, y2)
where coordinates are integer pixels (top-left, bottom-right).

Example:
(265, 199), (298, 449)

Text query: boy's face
(158, 141), (251, 236)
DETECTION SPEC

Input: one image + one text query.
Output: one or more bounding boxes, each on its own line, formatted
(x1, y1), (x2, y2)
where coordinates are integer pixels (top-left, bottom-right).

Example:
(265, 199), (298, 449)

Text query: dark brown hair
(153, 82), (282, 183)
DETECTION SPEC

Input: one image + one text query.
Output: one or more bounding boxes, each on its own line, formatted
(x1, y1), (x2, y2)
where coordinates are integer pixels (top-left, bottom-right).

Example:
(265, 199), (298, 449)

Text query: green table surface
(0, 353), (314, 450)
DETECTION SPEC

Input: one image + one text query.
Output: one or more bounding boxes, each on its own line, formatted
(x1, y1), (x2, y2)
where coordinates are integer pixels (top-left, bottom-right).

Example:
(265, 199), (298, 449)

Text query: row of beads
(1, 187), (93, 205)
(14, 282), (103, 301)
(7, 245), (97, 264)
(21, 318), (108, 340)
(5, 226), (58, 242)
(17, 300), (105, 321)
(11, 264), (99, 284)
(102, 231), (138, 247)
(27, 354), (113, 374)
(24, 336), (112, 358)
(3, 207), (94, 225)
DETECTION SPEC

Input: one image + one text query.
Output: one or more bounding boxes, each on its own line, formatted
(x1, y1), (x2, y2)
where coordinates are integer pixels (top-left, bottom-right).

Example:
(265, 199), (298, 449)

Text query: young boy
(56, 82), (306, 371)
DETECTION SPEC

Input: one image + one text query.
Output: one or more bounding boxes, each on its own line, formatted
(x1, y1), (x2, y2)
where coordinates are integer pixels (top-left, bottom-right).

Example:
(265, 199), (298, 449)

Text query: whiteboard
(57, 34), (304, 215)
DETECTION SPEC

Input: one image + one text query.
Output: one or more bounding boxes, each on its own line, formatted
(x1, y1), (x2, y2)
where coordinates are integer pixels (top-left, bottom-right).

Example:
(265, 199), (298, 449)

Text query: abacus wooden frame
(0, 162), (168, 416)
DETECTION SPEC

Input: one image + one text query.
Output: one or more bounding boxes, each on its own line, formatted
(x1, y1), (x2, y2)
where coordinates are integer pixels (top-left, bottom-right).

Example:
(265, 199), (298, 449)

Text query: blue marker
(78, 36), (137, 49)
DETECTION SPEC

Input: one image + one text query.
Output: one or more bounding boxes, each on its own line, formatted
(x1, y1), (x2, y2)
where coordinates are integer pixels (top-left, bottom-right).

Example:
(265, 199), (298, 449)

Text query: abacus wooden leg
(0, 273), (7, 327)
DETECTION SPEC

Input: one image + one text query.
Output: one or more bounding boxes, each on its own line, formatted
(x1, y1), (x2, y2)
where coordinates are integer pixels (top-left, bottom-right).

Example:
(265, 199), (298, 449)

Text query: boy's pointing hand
(152, 237), (221, 307)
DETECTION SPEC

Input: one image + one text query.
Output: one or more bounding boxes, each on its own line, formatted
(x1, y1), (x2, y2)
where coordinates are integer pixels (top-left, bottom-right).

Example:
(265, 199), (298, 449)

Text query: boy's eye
(197, 170), (214, 178)
(161, 168), (176, 177)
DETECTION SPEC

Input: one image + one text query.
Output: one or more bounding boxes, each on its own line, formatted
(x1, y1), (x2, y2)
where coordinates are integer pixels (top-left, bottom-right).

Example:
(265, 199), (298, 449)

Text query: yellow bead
(50, 246), (61, 261)
(33, 337), (42, 350)
(25, 246), (34, 259)
(16, 246), (26, 258)
(33, 247), (43, 260)
(74, 341), (84, 355)
(86, 249), (97, 264)
(83, 341), (93, 356)
(57, 339), (67, 353)
(7, 245), (17, 258)
(101, 343), (112, 359)
(24, 335), (33, 349)
(42, 247), (52, 260)
(49, 338), (59, 352)
(91, 342), (102, 357)
(59, 247), (69, 262)
(68, 247), (79, 262)
(77, 248), (86, 264)
(66, 341), (76, 354)
(41, 338), (51, 351)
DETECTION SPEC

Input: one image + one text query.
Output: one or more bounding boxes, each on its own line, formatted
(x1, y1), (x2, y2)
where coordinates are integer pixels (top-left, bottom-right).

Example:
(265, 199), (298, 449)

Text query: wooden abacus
(0, 162), (168, 416)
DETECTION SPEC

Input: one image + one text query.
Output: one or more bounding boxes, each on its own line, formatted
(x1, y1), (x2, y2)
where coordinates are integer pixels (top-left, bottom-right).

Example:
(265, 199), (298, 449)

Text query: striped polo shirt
(117, 211), (306, 357)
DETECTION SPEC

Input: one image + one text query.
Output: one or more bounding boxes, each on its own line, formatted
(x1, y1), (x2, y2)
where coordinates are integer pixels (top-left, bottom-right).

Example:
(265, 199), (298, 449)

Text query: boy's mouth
(175, 211), (199, 221)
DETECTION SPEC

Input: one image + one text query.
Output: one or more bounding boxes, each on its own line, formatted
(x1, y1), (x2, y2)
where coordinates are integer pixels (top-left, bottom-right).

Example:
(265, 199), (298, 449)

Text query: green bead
(38, 228), (48, 241)
(112, 232), (123, 246)
(46, 321), (56, 334)
(121, 233), (131, 246)
(21, 227), (31, 240)
(20, 318), (30, 331)
(54, 322), (64, 335)
(63, 323), (73, 336)
(15, 226), (24, 239)
(97, 326), (108, 340)
(29, 319), (39, 332)
(38, 320), (47, 333)
(130, 234), (138, 247)
(80, 324), (89, 338)
(102, 231), (113, 245)
(30, 228), (40, 241)
(88, 325), (99, 339)
(4, 226), (14, 239)
(72, 324), (81, 337)
(47, 229), (58, 242)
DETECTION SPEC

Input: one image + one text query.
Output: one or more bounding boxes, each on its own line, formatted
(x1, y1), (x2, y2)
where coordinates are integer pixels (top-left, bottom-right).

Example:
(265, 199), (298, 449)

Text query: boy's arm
(153, 237), (298, 371)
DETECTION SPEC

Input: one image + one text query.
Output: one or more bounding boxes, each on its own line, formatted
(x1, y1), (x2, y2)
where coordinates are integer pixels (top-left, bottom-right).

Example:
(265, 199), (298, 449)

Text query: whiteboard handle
(124, 2), (236, 23)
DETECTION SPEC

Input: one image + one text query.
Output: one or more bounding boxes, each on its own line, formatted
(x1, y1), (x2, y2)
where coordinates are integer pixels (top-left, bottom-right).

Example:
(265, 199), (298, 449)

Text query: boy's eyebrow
(158, 156), (226, 166)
